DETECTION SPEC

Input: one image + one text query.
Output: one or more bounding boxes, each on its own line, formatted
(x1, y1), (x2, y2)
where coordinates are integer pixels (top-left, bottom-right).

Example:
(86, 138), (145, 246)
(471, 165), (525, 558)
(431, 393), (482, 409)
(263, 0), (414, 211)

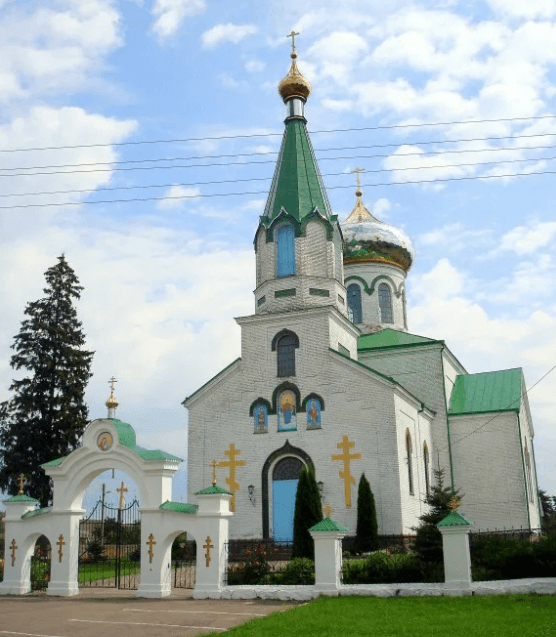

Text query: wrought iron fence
(172, 540), (196, 589)
(225, 540), (314, 585)
(31, 546), (51, 592)
(469, 527), (543, 546)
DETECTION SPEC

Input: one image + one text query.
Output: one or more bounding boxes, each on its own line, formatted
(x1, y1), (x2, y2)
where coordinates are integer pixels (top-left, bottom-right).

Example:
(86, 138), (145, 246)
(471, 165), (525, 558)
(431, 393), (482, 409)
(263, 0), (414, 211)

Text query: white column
(310, 529), (346, 595)
(438, 514), (473, 596)
(136, 509), (173, 599)
(47, 511), (83, 597)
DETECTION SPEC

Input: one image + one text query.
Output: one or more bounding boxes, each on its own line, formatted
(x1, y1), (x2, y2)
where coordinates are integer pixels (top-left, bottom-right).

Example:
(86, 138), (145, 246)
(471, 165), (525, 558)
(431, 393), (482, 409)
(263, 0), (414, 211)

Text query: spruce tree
(354, 473), (379, 553)
(0, 255), (93, 506)
(413, 468), (462, 563)
(292, 466), (322, 559)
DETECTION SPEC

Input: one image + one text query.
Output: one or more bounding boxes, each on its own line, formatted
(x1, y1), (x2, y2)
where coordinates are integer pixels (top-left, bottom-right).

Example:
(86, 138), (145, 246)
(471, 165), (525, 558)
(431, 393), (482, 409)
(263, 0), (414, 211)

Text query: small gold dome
(105, 394), (119, 409)
(278, 52), (311, 101)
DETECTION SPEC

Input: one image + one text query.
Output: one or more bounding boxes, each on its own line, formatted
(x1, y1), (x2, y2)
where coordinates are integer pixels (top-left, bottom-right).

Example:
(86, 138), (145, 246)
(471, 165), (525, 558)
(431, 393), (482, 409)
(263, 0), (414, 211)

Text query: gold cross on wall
(218, 443), (246, 511)
(203, 536), (214, 567)
(146, 533), (156, 563)
(10, 539), (18, 566)
(17, 473), (25, 495)
(286, 30), (300, 53)
(332, 435), (362, 507)
(57, 535), (65, 563)
(209, 459), (218, 486)
(116, 481), (128, 510)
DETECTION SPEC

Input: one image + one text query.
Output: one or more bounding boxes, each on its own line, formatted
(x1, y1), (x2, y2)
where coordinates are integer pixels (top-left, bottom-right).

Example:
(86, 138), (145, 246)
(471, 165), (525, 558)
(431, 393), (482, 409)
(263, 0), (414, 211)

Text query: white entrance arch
(1, 418), (232, 598)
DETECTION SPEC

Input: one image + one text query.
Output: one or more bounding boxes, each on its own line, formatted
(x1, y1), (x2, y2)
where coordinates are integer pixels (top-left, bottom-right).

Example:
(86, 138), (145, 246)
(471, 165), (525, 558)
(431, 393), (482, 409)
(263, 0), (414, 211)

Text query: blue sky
(1, 0), (556, 508)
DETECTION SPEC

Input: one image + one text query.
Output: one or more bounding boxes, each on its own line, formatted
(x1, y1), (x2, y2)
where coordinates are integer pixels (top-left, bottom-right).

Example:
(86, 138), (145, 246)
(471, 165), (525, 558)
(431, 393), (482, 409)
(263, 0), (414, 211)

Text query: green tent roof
(262, 118), (332, 224)
(194, 485), (232, 496)
(437, 510), (472, 527)
(4, 494), (39, 503)
(448, 368), (522, 415)
(358, 329), (439, 351)
(309, 518), (349, 533)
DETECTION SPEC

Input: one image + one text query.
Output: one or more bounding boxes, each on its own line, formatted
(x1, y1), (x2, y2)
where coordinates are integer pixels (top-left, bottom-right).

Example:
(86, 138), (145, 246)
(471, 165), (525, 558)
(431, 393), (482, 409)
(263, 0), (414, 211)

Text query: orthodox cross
(332, 435), (362, 507)
(17, 473), (25, 495)
(352, 167), (364, 190)
(10, 539), (18, 567)
(109, 376), (117, 392)
(116, 481), (128, 510)
(324, 504), (332, 519)
(218, 443), (246, 512)
(57, 535), (65, 563)
(209, 459), (218, 486)
(286, 30), (300, 53)
(203, 536), (214, 567)
(146, 533), (156, 563)
(448, 496), (461, 512)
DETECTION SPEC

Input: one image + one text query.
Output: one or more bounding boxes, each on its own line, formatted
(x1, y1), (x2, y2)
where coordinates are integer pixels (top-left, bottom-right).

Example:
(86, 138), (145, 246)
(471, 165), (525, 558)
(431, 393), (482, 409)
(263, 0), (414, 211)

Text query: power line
(4, 153), (556, 200)
(1, 167), (555, 210)
(1, 114), (556, 154)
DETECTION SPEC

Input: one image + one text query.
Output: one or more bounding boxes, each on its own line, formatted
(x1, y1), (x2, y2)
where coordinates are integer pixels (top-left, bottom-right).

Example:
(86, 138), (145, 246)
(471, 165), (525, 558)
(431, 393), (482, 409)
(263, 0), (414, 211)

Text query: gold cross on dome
(116, 481), (128, 510)
(10, 539), (18, 566)
(286, 30), (300, 53)
(17, 473), (25, 495)
(203, 536), (214, 567)
(352, 167), (364, 190)
(57, 535), (65, 563)
(448, 496), (461, 512)
(324, 504), (332, 519)
(146, 533), (156, 563)
(210, 459), (218, 486)
(109, 376), (117, 392)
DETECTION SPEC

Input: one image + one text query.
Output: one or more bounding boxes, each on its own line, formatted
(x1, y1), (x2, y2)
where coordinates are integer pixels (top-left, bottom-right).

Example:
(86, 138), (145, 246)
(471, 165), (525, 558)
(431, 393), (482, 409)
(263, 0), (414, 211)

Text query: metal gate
(31, 538), (51, 591)
(79, 498), (140, 589)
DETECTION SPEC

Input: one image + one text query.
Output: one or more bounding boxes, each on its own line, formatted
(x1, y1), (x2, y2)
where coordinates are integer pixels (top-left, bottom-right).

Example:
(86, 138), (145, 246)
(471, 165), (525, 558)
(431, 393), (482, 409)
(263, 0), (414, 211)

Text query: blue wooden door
(272, 479), (298, 542)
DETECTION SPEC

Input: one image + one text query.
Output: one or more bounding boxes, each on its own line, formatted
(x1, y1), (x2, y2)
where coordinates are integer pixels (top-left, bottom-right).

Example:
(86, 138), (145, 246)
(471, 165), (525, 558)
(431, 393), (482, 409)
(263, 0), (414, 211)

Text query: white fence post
(309, 518), (348, 596)
(437, 509), (473, 596)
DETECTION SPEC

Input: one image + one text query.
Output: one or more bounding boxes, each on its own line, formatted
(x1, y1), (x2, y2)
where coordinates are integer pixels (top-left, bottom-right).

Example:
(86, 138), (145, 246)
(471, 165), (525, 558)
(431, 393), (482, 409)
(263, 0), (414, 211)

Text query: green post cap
(437, 510), (472, 528)
(309, 518), (349, 533)
(194, 485), (232, 496)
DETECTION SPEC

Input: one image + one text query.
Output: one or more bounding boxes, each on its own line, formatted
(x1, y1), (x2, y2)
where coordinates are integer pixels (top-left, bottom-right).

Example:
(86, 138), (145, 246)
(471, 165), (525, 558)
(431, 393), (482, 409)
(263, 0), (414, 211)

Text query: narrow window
(525, 440), (534, 503)
(277, 226), (295, 277)
(277, 333), (297, 377)
(423, 443), (430, 497)
(378, 283), (393, 323)
(347, 283), (362, 323)
(406, 429), (414, 496)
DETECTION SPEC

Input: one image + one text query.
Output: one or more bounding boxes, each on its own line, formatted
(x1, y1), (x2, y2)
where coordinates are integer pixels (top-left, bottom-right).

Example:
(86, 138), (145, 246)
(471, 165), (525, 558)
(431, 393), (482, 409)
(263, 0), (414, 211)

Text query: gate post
(0, 495), (40, 595)
(192, 486), (232, 599)
(47, 511), (83, 597)
(309, 518), (348, 596)
(437, 509), (473, 596)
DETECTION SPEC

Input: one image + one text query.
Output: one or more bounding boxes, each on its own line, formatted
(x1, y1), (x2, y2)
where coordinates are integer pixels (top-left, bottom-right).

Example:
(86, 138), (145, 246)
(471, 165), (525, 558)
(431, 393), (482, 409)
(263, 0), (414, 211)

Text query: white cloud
(307, 31), (369, 84)
(373, 198), (392, 218)
(412, 258), (465, 299)
(245, 59), (265, 73)
(157, 186), (201, 209)
(486, 0), (556, 19)
(151, 0), (205, 42)
(201, 23), (258, 49)
(498, 221), (556, 254)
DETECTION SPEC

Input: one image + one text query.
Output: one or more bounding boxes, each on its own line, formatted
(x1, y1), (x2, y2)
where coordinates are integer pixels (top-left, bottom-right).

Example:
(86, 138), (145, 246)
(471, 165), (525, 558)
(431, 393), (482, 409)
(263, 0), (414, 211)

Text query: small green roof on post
(309, 518), (349, 533)
(4, 494), (39, 504)
(194, 485), (232, 496)
(437, 510), (472, 527)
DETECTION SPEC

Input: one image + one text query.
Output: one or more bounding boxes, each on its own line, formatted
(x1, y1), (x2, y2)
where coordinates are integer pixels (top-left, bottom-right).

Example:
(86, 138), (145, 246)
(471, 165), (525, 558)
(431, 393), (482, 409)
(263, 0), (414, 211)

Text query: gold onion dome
(278, 51), (311, 101)
(105, 393), (118, 409)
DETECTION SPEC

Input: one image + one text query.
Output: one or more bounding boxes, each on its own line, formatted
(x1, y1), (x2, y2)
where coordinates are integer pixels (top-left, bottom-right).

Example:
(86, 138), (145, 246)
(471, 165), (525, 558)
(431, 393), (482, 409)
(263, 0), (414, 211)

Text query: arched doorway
(272, 457), (304, 542)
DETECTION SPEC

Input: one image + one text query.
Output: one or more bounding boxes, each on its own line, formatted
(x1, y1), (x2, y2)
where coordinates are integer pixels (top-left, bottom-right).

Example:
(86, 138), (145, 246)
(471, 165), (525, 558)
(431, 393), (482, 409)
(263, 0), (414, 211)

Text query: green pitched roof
(448, 368), (522, 416)
(195, 485), (232, 496)
(358, 329), (438, 351)
(262, 119), (332, 224)
(309, 518), (349, 533)
(159, 500), (198, 514)
(21, 506), (52, 519)
(437, 510), (472, 527)
(4, 494), (39, 503)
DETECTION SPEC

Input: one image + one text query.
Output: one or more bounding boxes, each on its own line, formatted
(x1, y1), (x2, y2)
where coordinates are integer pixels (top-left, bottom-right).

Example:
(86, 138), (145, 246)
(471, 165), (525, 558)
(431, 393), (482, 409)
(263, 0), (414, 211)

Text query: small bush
(85, 539), (104, 562)
(343, 549), (443, 584)
(267, 558), (315, 585)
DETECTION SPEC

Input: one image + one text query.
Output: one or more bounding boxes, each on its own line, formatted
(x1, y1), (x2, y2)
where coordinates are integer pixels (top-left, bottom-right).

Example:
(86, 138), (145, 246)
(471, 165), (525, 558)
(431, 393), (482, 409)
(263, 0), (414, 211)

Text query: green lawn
(78, 560), (140, 583)
(224, 595), (556, 637)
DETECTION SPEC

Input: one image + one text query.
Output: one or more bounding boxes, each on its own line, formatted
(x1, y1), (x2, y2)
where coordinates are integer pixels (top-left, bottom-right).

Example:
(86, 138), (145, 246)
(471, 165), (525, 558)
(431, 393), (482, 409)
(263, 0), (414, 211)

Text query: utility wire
(2, 167), (556, 210)
(3, 132), (556, 173)
(3, 153), (556, 200)
(0, 114), (555, 154)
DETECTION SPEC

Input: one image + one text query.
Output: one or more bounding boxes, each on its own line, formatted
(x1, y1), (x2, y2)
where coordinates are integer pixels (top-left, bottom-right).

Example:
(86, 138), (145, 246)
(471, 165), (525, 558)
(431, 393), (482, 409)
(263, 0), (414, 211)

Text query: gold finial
(286, 30), (300, 57)
(17, 473), (25, 495)
(278, 31), (311, 101)
(352, 167), (364, 197)
(324, 504), (332, 518)
(210, 459), (218, 486)
(344, 168), (380, 225)
(105, 376), (119, 414)
(448, 496), (461, 512)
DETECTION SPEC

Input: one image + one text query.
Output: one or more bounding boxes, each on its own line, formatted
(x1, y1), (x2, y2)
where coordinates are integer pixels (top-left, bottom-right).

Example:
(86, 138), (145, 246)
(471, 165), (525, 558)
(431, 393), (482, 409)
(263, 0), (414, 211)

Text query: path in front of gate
(0, 589), (299, 637)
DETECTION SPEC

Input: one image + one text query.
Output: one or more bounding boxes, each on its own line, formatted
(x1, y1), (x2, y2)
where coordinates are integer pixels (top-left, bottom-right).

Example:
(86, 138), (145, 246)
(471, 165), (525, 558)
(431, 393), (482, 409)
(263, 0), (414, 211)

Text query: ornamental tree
(0, 255), (94, 506)
(292, 466), (322, 559)
(354, 473), (379, 553)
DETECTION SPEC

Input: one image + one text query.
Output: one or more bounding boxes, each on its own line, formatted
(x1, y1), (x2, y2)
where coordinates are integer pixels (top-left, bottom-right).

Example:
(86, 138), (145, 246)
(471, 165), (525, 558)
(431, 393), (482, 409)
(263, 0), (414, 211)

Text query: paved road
(0, 590), (297, 637)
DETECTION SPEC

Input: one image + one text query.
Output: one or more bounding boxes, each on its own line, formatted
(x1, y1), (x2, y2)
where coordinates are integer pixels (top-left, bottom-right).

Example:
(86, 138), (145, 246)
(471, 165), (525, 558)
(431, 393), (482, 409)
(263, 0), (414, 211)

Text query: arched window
(378, 283), (393, 323)
(277, 225), (295, 277)
(423, 443), (430, 497)
(406, 429), (414, 496)
(277, 333), (297, 377)
(347, 283), (362, 324)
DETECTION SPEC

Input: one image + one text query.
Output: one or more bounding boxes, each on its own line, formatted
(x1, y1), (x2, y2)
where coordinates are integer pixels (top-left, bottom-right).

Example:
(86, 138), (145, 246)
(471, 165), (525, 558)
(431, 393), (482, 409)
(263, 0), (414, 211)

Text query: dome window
(347, 283), (362, 324)
(378, 283), (393, 324)
(277, 226), (295, 277)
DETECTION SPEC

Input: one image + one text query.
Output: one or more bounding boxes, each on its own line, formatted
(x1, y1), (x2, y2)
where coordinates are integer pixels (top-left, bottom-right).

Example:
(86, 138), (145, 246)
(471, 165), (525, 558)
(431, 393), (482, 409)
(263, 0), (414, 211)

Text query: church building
(184, 44), (542, 540)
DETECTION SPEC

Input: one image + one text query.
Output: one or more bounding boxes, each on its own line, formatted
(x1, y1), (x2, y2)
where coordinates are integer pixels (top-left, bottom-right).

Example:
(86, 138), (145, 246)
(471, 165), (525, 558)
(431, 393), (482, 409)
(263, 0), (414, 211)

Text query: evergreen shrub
(342, 550), (443, 584)
(268, 557), (315, 585)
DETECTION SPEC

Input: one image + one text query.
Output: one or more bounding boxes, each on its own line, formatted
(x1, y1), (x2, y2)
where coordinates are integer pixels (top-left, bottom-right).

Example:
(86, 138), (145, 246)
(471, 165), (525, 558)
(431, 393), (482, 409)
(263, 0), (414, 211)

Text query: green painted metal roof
(133, 445), (183, 462)
(448, 368), (522, 415)
(194, 485), (232, 496)
(437, 510), (472, 527)
(358, 329), (438, 351)
(112, 419), (137, 448)
(4, 494), (39, 503)
(42, 456), (66, 467)
(262, 118), (332, 224)
(21, 506), (52, 519)
(309, 518), (349, 533)
(159, 500), (198, 514)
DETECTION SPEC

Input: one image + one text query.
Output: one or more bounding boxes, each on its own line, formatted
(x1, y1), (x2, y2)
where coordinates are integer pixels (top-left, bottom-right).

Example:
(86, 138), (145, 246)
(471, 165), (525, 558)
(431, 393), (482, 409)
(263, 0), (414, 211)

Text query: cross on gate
(146, 533), (156, 563)
(17, 473), (25, 495)
(332, 435), (362, 507)
(203, 536), (214, 567)
(116, 481), (128, 510)
(10, 539), (18, 567)
(286, 30), (299, 53)
(57, 535), (65, 563)
(209, 459), (218, 486)
(218, 443), (246, 511)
